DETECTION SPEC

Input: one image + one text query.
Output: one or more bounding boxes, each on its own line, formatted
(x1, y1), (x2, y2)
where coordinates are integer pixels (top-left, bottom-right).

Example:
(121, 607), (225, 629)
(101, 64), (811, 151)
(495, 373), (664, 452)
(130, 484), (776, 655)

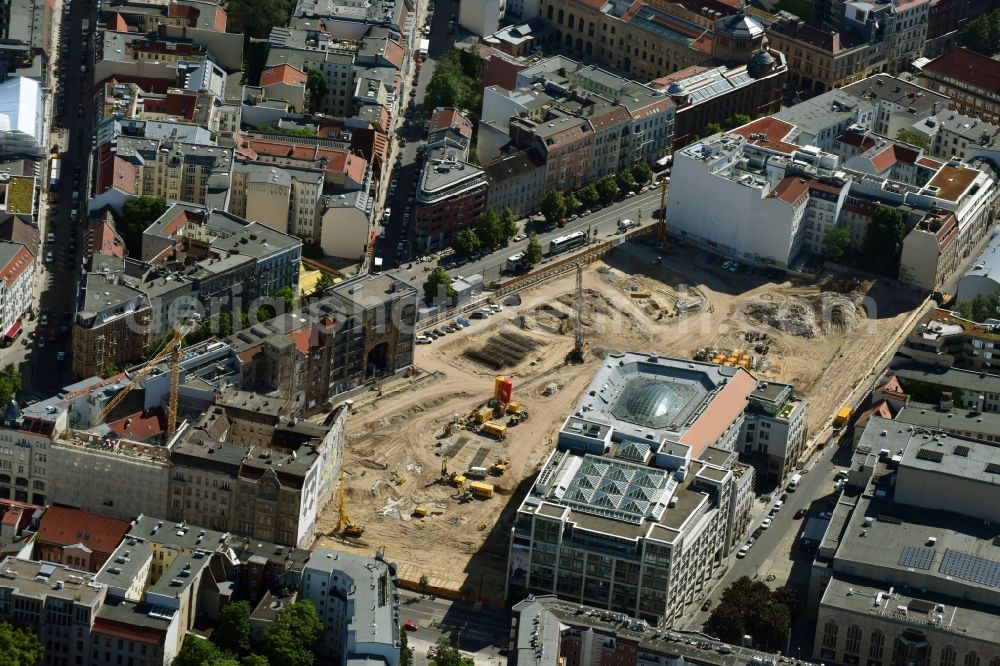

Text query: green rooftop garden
(4, 176), (34, 215)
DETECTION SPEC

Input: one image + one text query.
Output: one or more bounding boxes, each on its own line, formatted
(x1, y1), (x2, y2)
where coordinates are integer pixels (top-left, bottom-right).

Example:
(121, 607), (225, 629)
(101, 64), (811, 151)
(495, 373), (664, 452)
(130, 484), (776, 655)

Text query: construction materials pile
(741, 293), (862, 338)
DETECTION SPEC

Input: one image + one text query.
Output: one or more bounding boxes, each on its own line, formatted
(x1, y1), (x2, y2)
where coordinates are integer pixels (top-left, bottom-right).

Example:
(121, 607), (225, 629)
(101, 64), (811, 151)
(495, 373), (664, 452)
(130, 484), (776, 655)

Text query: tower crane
(336, 470), (364, 539)
(657, 177), (673, 253)
(567, 263), (587, 363)
(93, 318), (197, 437)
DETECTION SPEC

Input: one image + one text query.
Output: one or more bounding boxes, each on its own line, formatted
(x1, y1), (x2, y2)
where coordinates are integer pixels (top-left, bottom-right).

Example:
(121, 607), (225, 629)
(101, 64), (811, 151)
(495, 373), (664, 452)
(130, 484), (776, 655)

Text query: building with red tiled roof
(919, 47), (1000, 123)
(35, 505), (131, 572)
(0, 241), (34, 343)
(0, 499), (39, 549)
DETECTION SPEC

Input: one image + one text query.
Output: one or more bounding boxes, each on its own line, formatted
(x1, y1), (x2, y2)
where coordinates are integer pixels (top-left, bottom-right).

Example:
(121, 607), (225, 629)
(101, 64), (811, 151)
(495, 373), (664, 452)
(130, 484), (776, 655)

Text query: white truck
(787, 473), (802, 491)
(618, 218), (635, 232)
(418, 38), (430, 58)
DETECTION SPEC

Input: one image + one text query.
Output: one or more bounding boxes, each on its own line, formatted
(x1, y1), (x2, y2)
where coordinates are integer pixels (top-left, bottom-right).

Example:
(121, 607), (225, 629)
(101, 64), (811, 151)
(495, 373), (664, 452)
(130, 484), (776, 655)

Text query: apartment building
(510, 113), (594, 195)
(484, 149), (547, 218)
(666, 75), (1000, 280)
(302, 548), (401, 665)
(94, 135), (234, 211)
(33, 505), (131, 573)
(507, 353), (791, 624)
(228, 161), (326, 240)
(0, 241), (33, 344)
(740, 380), (807, 485)
(265, 27), (359, 118)
(919, 48), (1000, 124)
(414, 108), (487, 251)
(808, 420), (1000, 664)
(71, 268), (154, 379)
(0, 77), (43, 156)
(765, 16), (874, 94)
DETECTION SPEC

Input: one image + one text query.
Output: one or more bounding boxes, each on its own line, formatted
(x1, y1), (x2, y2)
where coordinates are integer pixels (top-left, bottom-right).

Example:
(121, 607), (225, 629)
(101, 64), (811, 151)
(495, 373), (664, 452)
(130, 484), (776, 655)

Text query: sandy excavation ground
(315, 240), (922, 602)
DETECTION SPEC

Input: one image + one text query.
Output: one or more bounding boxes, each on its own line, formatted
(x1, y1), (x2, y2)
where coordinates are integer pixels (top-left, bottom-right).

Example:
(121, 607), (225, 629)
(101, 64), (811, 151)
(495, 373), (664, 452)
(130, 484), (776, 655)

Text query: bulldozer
(491, 456), (510, 476)
(453, 488), (474, 503)
(508, 410), (529, 426)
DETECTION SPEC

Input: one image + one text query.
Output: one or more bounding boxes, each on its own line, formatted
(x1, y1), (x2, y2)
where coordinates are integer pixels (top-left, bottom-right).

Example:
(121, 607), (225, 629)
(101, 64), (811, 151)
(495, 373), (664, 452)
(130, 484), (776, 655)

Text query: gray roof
(0, 557), (104, 607)
(896, 401), (1000, 441)
(146, 549), (212, 597)
(128, 514), (229, 552)
(96, 539), (156, 591)
(893, 362), (1000, 396)
(305, 548), (398, 651)
(841, 75), (947, 116)
(960, 231), (1000, 287)
(95, 597), (177, 632)
(773, 88), (872, 138)
(327, 273), (415, 310)
(78, 272), (148, 322)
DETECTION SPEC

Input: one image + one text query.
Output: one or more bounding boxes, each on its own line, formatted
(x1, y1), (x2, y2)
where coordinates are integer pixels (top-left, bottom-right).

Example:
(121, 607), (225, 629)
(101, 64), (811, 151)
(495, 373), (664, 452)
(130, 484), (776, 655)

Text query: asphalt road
(399, 589), (511, 664)
(5, 0), (95, 399)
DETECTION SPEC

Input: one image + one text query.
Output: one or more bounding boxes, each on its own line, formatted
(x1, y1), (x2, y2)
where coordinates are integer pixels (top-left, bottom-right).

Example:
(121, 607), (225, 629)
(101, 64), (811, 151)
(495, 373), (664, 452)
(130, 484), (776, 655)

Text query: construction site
(314, 238), (924, 605)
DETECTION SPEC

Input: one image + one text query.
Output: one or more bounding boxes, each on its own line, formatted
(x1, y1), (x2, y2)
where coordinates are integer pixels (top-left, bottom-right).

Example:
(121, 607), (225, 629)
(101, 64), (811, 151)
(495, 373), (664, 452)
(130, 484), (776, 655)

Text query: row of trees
(821, 205), (906, 277)
(959, 8), (1000, 55)
(450, 208), (520, 258)
(699, 113), (753, 140)
(704, 576), (800, 652)
(540, 163), (655, 226)
(955, 285), (1000, 322)
(175, 599), (323, 666)
(0, 621), (43, 665)
(423, 49), (484, 112)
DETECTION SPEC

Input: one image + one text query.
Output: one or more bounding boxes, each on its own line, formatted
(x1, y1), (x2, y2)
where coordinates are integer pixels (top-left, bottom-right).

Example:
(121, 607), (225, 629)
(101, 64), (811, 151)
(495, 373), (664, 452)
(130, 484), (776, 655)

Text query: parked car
(761, 517), (772, 529)
(737, 545), (749, 558)
(416, 335), (433, 344)
(701, 599), (712, 612)
(512, 233), (527, 242)
(404, 621), (419, 631)
(794, 508), (808, 519)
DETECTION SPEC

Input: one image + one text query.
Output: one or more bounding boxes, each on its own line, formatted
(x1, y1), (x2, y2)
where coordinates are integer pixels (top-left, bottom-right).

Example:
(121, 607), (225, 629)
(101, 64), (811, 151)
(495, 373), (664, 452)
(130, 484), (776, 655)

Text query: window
(941, 646), (956, 666)
(965, 653), (980, 666)
(822, 620), (838, 649)
(845, 626), (862, 655)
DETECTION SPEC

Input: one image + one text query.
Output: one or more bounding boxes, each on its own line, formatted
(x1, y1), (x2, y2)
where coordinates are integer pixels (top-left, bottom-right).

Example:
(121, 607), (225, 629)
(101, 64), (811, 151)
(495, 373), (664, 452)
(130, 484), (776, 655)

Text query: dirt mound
(741, 293), (864, 338)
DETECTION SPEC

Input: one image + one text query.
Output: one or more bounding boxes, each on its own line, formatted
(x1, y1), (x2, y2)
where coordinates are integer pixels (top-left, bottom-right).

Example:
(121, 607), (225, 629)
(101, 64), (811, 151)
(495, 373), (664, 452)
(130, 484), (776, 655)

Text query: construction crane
(441, 455), (450, 478)
(568, 264), (587, 363)
(93, 319), (195, 437)
(657, 177), (672, 252)
(336, 470), (364, 538)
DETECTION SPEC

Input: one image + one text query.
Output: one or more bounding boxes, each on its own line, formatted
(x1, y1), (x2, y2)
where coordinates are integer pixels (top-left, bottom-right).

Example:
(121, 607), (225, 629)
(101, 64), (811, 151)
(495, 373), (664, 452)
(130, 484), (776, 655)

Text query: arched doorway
(367, 342), (391, 378)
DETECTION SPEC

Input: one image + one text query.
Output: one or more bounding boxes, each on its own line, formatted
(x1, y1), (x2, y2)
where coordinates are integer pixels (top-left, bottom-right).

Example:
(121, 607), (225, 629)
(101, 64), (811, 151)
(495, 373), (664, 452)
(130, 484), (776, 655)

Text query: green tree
(631, 162), (653, 185)
(423, 71), (463, 110)
(0, 364), (22, 403)
(419, 574), (430, 595)
(959, 10), (1000, 55)
(222, 0), (295, 39)
(97, 361), (121, 379)
(577, 183), (599, 208)
(540, 190), (567, 226)
(724, 113), (752, 129)
(474, 209), (504, 248)
(616, 169), (637, 193)
(564, 194), (581, 214)
(306, 69), (329, 113)
(895, 128), (931, 152)
(0, 621), (43, 665)
(499, 208), (519, 242)
(823, 226), (852, 262)
(423, 268), (456, 303)
(524, 233), (543, 267)
(422, 49), (484, 111)
(703, 576), (794, 651)
(175, 635), (225, 666)
(120, 195), (168, 257)
(429, 636), (474, 666)
(302, 243), (325, 260)
(703, 121), (724, 137)
(261, 600), (323, 666)
(451, 228), (481, 257)
(273, 286), (296, 314)
(242, 656), (270, 666)
(595, 176), (619, 203)
(314, 273), (337, 295)
(861, 205), (906, 275)
(956, 286), (1000, 322)
(214, 601), (253, 657)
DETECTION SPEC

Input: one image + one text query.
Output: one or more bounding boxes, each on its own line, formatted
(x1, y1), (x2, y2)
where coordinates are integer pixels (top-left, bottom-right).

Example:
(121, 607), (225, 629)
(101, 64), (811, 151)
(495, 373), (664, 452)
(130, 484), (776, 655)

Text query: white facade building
(0, 241), (33, 343)
(0, 77), (43, 156)
(301, 548), (401, 665)
(459, 0), (500, 36)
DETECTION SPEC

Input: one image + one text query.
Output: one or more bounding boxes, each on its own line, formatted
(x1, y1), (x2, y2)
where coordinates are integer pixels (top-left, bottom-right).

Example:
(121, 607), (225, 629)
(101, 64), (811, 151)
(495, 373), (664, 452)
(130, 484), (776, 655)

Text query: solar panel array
(916, 448), (944, 463)
(986, 462), (1000, 474)
(953, 445), (970, 457)
(939, 549), (1000, 588)
(899, 546), (934, 570)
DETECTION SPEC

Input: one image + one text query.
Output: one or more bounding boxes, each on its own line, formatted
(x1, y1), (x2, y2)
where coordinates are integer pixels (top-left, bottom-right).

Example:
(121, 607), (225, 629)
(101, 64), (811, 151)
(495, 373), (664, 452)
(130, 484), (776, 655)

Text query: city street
(398, 590), (510, 666)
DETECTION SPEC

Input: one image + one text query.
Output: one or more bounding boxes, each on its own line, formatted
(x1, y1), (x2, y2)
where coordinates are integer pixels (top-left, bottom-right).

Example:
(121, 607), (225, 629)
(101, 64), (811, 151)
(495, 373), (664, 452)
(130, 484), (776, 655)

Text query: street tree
(631, 162), (653, 185)
(565, 193), (581, 214)
(0, 622), (43, 666)
(499, 208), (519, 241)
(214, 601), (253, 657)
(577, 183), (600, 208)
(175, 636), (224, 666)
(540, 190), (567, 226)
(423, 268), (456, 303)
(430, 636), (474, 666)
(306, 69), (329, 113)
(524, 233), (543, 266)
(861, 205), (905, 275)
(822, 226), (852, 262)
(703, 576), (795, 652)
(595, 176), (619, 203)
(474, 209), (504, 248)
(0, 364), (22, 403)
(615, 170), (636, 193)
(451, 228), (481, 257)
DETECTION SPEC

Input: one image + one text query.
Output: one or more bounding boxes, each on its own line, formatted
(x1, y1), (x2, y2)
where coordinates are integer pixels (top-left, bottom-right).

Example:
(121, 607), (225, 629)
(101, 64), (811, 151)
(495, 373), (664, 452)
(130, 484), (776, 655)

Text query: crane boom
(93, 330), (182, 425)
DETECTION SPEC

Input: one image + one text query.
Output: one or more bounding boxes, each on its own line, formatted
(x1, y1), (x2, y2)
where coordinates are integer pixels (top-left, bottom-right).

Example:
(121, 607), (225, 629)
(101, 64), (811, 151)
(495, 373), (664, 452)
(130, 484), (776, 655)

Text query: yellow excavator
(336, 470), (364, 539)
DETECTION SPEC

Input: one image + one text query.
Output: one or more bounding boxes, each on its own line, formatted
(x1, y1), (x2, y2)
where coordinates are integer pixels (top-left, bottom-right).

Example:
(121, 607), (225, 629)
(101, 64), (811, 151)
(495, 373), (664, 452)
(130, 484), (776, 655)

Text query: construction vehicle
(454, 488), (474, 503)
(508, 410), (529, 426)
(834, 406), (852, 428)
(451, 473), (467, 488)
(472, 406), (493, 424)
(441, 455), (450, 479)
(413, 505), (428, 518)
(466, 466), (489, 479)
(390, 471), (405, 485)
(336, 470), (364, 538)
(482, 421), (507, 439)
(93, 318), (197, 437)
(491, 456), (510, 476)
(468, 481), (494, 499)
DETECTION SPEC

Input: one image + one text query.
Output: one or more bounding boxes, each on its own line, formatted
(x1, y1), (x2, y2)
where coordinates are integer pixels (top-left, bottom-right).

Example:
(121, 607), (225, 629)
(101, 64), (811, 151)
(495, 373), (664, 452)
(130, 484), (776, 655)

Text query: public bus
(549, 231), (586, 255)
